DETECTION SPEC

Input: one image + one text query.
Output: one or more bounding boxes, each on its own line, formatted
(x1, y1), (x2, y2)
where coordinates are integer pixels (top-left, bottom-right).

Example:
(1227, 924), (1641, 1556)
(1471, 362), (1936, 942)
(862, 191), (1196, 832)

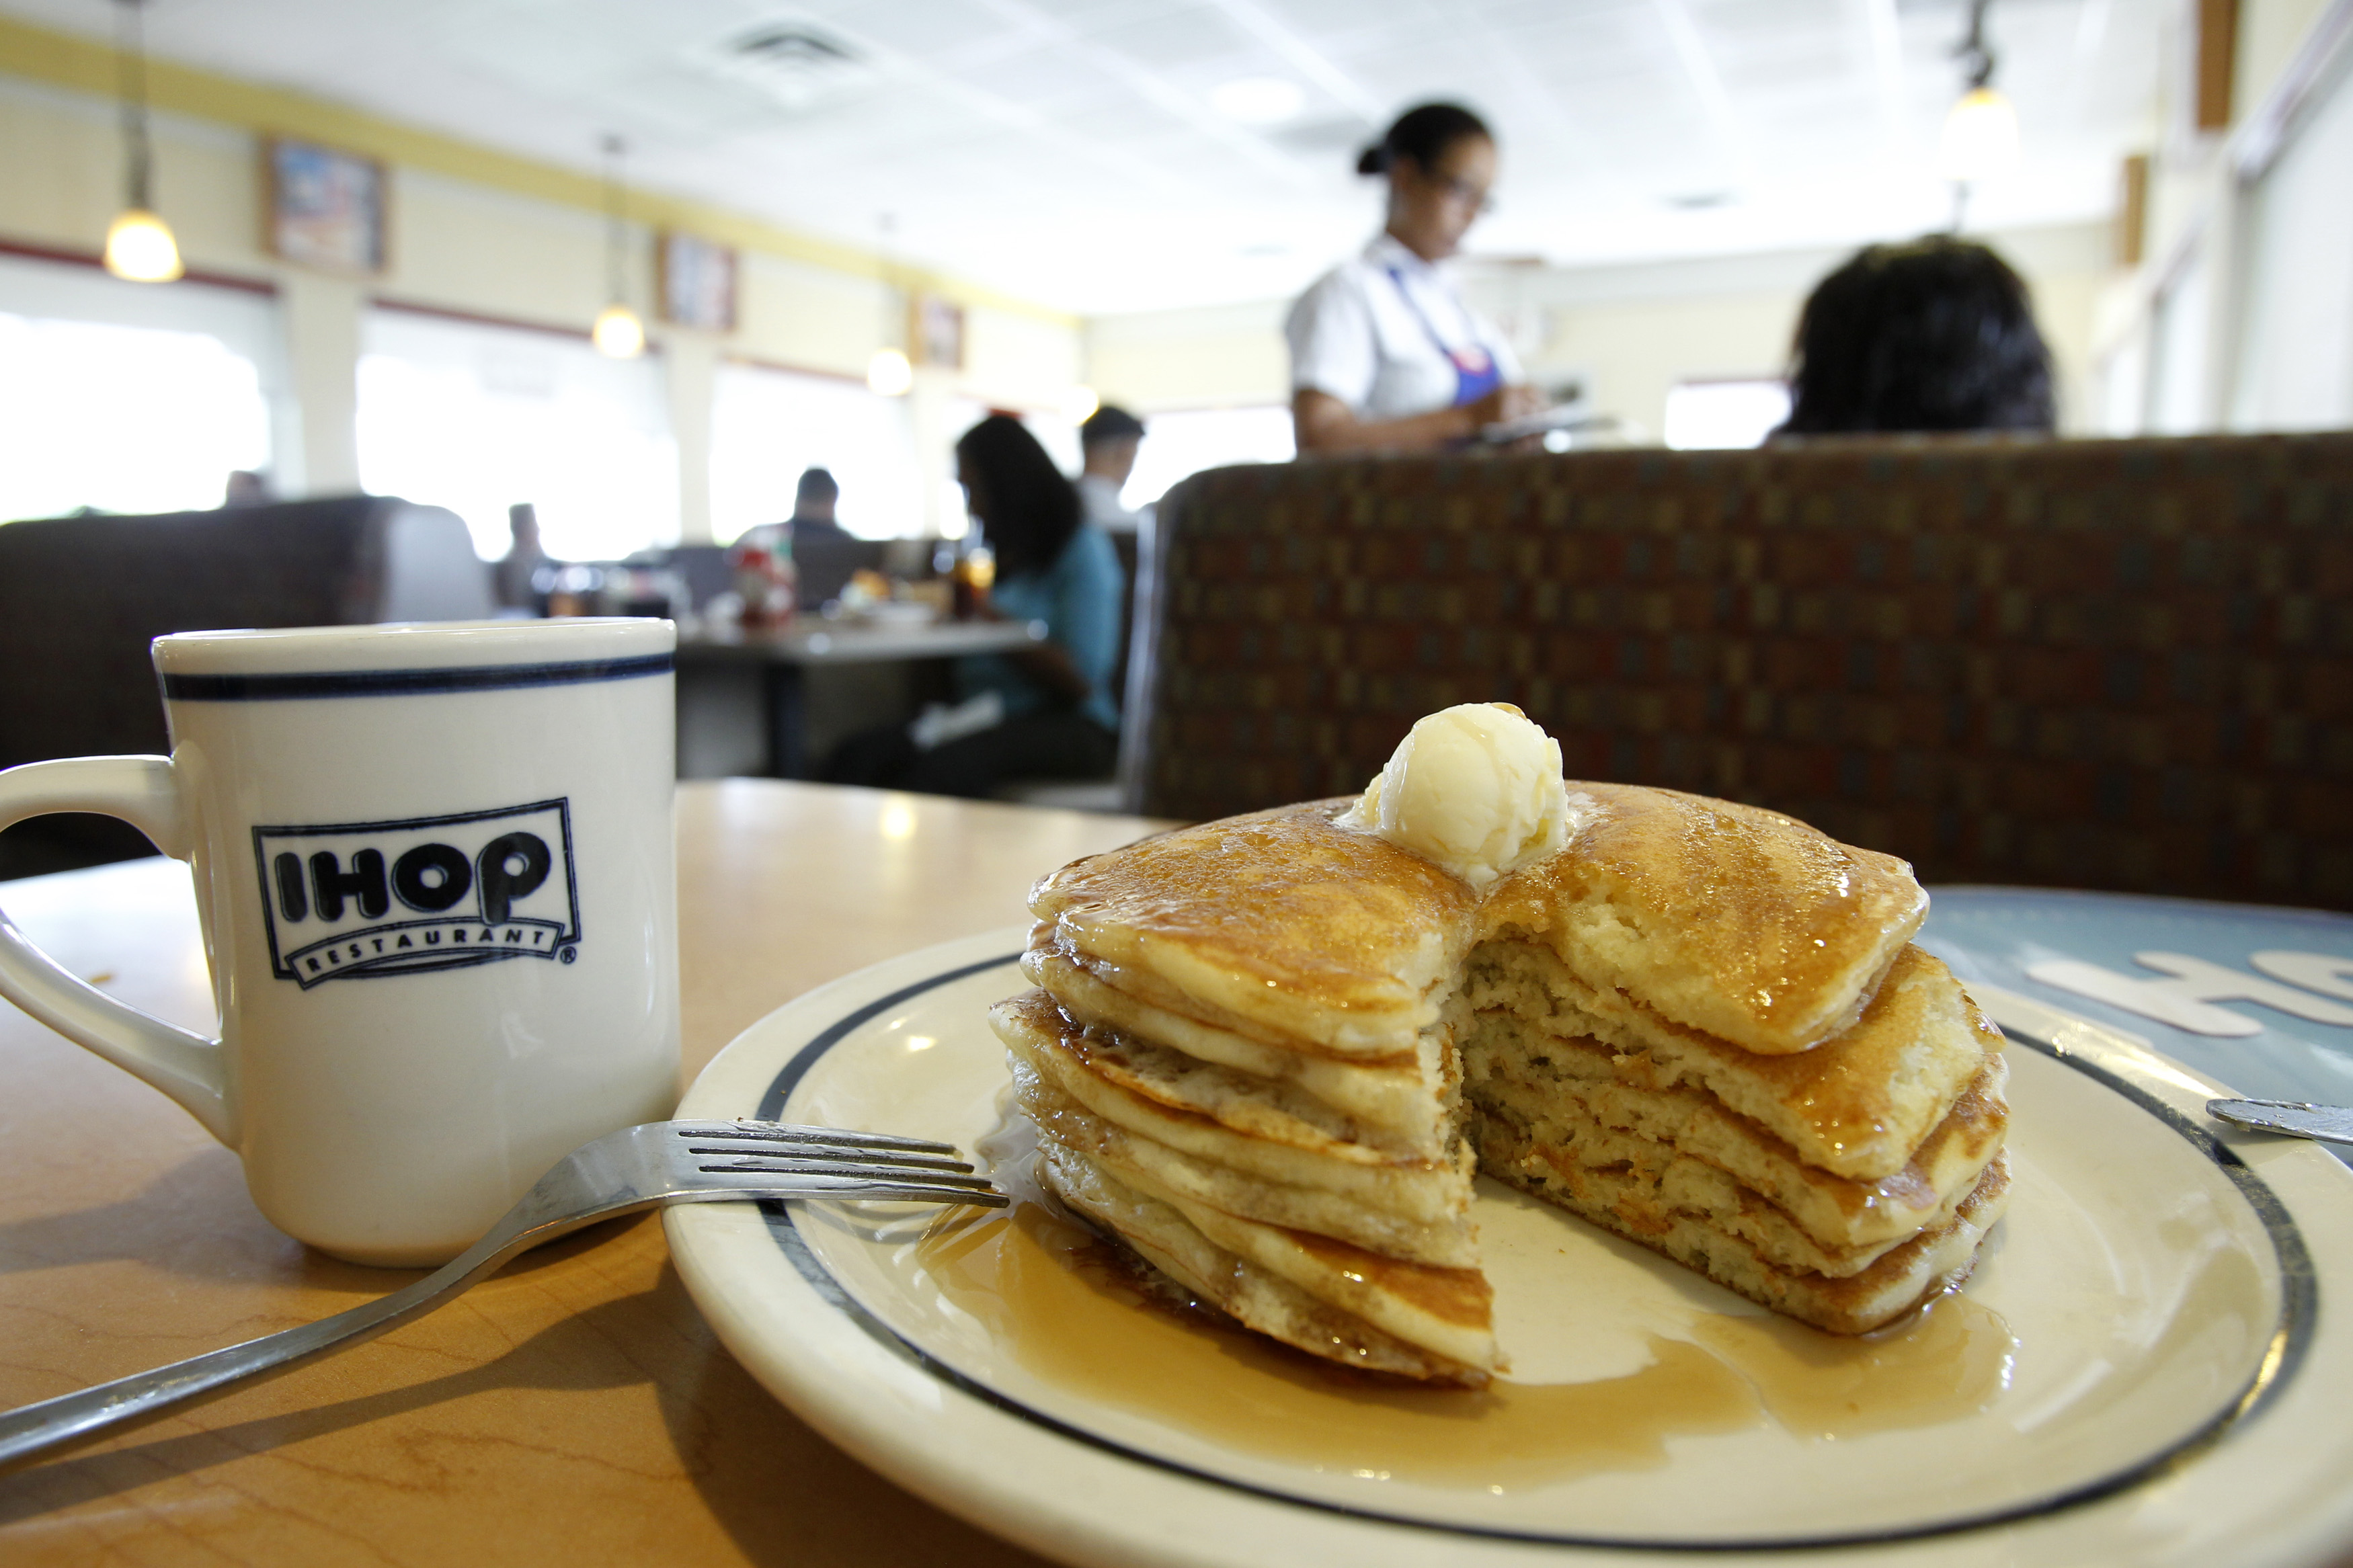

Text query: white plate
(667, 929), (2353, 1568)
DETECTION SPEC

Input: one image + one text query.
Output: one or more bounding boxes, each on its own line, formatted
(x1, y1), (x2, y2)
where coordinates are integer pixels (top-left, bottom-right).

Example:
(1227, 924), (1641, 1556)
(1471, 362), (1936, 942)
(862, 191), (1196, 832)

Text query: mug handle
(0, 757), (235, 1145)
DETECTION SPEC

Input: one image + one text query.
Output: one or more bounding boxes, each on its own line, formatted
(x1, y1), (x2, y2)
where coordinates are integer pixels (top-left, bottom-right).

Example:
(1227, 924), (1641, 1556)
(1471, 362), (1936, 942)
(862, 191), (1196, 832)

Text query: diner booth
(1124, 431), (2353, 910)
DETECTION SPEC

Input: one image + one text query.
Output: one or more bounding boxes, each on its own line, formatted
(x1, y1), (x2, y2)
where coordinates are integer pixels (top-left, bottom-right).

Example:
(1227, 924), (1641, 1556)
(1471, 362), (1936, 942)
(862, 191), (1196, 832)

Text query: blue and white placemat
(1920, 888), (2353, 1122)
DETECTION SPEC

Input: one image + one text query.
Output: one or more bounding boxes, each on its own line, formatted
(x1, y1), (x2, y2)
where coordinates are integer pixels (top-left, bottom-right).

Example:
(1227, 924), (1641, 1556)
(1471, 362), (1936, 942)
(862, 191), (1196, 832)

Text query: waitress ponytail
(1357, 102), (1492, 177)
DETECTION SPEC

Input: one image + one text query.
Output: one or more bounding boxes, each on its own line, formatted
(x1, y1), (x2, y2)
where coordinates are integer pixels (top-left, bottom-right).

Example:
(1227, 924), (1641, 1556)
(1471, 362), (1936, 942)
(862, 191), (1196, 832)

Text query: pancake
(1000, 766), (2008, 1385)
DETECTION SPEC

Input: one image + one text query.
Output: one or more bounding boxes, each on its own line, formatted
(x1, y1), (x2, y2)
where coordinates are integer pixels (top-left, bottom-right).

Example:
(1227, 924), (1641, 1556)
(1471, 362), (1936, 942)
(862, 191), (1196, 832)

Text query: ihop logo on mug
(251, 800), (582, 988)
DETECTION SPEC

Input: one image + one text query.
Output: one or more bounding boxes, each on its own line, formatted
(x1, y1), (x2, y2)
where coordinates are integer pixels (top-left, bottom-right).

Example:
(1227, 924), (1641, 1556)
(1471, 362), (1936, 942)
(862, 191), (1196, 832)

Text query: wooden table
(676, 621), (1045, 779)
(0, 781), (1164, 1567)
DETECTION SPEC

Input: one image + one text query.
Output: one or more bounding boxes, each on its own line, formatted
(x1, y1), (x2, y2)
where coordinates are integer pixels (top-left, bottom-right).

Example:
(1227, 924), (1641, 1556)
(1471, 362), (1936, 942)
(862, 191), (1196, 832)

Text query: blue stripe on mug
(159, 653), (674, 701)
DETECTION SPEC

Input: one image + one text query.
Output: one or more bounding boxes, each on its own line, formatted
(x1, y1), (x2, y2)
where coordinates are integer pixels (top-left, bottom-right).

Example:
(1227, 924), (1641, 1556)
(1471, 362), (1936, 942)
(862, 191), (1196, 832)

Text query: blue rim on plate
(733, 951), (2317, 1554)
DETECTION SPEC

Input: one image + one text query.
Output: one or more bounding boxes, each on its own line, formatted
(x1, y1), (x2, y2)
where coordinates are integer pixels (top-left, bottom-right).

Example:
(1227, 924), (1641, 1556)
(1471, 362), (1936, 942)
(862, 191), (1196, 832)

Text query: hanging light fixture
(592, 134), (645, 359)
(865, 346), (913, 396)
(1940, 0), (2019, 210)
(104, 0), (182, 283)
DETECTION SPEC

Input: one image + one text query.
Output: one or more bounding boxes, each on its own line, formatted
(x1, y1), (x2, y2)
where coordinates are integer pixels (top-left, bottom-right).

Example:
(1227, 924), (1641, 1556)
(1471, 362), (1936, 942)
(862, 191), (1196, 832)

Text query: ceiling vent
(707, 22), (879, 113)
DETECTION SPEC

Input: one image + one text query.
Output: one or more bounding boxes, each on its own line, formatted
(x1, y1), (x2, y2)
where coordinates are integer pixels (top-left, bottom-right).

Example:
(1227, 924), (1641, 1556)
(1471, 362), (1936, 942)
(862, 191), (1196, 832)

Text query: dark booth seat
(1122, 433), (2353, 910)
(0, 495), (491, 879)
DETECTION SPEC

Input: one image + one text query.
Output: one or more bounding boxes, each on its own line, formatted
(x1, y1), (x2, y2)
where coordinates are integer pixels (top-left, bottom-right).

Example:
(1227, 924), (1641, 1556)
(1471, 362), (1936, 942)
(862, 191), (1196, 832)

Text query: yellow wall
(1088, 300), (1291, 413)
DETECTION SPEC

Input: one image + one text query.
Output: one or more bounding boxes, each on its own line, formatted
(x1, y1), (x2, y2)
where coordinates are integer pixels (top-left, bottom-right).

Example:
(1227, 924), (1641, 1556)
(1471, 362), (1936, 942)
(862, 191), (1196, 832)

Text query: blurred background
(1, 0), (2342, 556)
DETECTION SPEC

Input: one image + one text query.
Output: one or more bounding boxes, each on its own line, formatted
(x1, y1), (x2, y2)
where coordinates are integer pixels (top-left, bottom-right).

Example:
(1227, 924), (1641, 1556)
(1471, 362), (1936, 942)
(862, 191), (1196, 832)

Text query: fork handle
(0, 1198), (616, 1470)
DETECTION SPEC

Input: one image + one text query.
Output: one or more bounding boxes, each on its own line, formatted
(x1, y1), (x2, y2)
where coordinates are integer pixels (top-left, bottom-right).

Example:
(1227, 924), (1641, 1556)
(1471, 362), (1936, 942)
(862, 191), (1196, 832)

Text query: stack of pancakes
(992, 782), (2009, 1386)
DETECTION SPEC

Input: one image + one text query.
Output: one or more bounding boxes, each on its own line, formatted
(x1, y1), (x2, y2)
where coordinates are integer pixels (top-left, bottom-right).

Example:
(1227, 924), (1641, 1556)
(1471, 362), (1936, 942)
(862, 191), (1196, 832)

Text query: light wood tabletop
(0, 780), (1166, 1567)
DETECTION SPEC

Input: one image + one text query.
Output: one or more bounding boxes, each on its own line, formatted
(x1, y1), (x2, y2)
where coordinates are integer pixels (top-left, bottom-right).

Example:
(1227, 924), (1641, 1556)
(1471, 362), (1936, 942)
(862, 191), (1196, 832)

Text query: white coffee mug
(0, 619), (680, 1266)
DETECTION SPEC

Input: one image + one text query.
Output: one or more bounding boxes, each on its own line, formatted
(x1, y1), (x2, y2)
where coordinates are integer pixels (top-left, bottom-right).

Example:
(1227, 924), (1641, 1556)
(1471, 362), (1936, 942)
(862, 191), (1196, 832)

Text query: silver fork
(0, 1118), (1004, 1469)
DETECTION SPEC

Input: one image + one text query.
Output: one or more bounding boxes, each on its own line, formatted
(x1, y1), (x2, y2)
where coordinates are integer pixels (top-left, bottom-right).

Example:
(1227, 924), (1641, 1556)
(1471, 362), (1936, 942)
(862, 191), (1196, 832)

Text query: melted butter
(915, 1201), (2017, 1487)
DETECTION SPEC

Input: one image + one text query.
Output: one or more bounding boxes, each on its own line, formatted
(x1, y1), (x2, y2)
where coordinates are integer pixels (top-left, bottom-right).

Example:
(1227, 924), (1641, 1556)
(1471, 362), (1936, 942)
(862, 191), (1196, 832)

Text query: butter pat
(1337, 704), (1586, 889)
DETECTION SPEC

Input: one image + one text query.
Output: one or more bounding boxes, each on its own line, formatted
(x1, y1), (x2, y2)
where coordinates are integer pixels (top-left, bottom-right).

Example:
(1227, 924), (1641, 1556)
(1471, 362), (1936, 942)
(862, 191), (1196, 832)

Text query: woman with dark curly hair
(822, 415), (1123, 797)
(1777, 237), (2057, 437)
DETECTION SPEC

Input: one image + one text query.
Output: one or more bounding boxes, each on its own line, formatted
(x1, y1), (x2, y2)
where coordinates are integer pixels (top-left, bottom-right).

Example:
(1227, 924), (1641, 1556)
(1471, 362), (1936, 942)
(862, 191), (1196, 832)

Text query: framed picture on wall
(264, 138), (388, 274)
(660, 233), (738, 332)
(912, 292), (964, 370)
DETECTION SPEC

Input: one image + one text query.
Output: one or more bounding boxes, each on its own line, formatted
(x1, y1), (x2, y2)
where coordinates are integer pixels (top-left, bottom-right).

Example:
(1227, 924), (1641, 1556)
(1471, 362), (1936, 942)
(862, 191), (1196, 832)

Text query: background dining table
(674, 618), (1048, 778)
(0, 779), (1164, 1567)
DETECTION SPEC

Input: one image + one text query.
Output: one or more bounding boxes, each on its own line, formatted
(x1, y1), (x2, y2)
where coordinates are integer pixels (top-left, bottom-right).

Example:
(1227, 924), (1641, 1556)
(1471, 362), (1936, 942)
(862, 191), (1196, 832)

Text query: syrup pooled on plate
(913, 1165), (2017, 1487)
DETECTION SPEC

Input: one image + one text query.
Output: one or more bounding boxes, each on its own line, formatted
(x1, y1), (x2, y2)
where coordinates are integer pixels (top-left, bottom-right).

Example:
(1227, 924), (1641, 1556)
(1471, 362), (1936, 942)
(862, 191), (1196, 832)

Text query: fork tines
(676, 1119), (1008, 1207)
(672, 1119), (960, 1155)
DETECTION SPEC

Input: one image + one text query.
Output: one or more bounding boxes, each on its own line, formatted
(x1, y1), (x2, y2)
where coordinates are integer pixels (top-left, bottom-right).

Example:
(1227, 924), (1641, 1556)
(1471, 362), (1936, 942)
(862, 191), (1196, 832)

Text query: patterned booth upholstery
(1123, 433), (2353, 910)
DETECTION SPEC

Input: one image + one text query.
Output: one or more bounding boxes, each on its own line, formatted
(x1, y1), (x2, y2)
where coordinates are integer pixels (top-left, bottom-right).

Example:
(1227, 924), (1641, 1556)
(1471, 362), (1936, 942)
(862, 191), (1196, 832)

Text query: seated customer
(1077, 405), (1146, 532)
(787, 467), (850, 546)
(824, 415), (1123, 798)
(1776, 237), (2056, 436)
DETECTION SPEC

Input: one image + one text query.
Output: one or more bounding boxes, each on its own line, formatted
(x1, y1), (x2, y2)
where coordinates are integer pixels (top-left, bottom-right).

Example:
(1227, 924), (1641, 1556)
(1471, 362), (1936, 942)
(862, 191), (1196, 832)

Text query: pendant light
(865, 346), (912, 396)
(1940, 0), (2019, 205)
(592, 134), (645, 359)
(104, 0), (182, 283)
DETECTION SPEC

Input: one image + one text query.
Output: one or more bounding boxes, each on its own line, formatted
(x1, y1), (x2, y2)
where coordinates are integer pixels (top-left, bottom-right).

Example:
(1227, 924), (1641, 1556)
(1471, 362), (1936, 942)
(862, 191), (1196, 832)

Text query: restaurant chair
(1123, 433), (2353, 909)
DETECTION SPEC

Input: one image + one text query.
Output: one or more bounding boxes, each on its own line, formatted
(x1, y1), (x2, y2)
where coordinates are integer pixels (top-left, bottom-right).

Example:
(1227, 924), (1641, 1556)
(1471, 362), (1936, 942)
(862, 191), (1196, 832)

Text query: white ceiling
(4, 0), (2166, 315)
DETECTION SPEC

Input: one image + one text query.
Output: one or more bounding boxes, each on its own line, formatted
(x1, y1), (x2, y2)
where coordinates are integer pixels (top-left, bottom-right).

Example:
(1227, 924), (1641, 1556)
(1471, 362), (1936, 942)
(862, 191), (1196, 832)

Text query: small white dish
(668, 929), (2353, 1568)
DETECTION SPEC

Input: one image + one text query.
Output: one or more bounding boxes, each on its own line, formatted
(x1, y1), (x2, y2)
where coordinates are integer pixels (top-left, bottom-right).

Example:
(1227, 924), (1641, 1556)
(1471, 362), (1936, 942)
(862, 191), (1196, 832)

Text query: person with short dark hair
(494, 502), (548, 611)
(787, 466), (850, 546)
(1776, 237), (2058, 437)
(1078, 404), (1146, 532)
(1286, 102), (1544, 453)
(823, 415), (1124, 797)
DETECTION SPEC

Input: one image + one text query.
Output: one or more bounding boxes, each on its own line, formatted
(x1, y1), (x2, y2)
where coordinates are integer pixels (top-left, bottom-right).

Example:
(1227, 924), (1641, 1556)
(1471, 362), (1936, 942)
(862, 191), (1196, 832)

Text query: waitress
(1287, 102), (1543, 453)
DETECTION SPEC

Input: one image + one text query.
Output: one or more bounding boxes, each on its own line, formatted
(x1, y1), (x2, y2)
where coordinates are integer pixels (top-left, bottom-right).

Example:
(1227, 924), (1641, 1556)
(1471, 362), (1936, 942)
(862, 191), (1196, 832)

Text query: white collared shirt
(1284, 233), (1521, 420)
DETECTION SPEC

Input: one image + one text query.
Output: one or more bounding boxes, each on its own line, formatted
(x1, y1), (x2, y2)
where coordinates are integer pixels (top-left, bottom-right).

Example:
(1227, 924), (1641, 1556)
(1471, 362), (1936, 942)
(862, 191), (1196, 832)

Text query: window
(709, 362), (922, 542)
(2145, 254), (2213, 436)
(2229, 51), (2353, 431)
(1663, 380), (1791, 450)
(1119, 406), (1295, 511)
(0, 313), (271, 522)
(356, 308), (678, 561)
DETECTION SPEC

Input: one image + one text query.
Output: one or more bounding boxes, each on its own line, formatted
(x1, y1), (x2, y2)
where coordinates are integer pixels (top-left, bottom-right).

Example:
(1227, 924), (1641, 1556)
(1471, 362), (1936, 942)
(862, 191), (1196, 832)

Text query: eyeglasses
(1429, 171), (1496, 217)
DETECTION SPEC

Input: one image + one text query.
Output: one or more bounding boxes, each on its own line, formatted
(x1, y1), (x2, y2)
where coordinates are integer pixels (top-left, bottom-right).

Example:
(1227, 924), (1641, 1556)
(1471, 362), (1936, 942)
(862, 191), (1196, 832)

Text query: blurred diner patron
(822, 415), (1123, 797)
(786, 466), (850, 546)
(1077, 404), (1146, 532)
(494, 502), (548, 611)
(1287, 102), (1542, 454)
(1776, 237), (2057, 437)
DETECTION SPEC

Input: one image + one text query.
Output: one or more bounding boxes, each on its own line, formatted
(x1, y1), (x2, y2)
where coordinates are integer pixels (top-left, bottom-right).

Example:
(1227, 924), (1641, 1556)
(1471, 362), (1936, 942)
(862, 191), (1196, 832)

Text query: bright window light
(357, 310), (678, 561)
(711, 362), (923, 542)
(0, 313), (268, 522)
(1119, 406), (1296, 511)
(1663, 380), (1790, 450)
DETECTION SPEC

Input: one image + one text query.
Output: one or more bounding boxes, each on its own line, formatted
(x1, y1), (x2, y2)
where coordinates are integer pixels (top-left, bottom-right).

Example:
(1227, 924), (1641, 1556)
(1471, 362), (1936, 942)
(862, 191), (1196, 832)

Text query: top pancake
(1029, 802), (1477, 1057)
(1482, 784), (1927, 1054)
(1035, 786), (1926, 1061)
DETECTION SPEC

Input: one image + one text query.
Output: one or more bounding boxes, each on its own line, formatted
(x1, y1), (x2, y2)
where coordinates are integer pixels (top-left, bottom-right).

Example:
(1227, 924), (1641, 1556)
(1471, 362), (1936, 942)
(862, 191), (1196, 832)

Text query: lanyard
(1385, 265), (1499, 407)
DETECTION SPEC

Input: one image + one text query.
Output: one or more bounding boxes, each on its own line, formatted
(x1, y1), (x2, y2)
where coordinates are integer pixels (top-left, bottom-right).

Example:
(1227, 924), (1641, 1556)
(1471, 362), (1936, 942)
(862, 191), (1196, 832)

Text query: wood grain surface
(0, 780), (1165, 1567)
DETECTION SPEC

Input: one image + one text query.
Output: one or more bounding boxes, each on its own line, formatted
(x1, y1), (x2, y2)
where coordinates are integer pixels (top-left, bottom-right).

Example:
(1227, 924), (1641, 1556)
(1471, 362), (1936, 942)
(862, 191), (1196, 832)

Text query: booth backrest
(1125, 433), (2353, 909)
(0, 495), (489, 877)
